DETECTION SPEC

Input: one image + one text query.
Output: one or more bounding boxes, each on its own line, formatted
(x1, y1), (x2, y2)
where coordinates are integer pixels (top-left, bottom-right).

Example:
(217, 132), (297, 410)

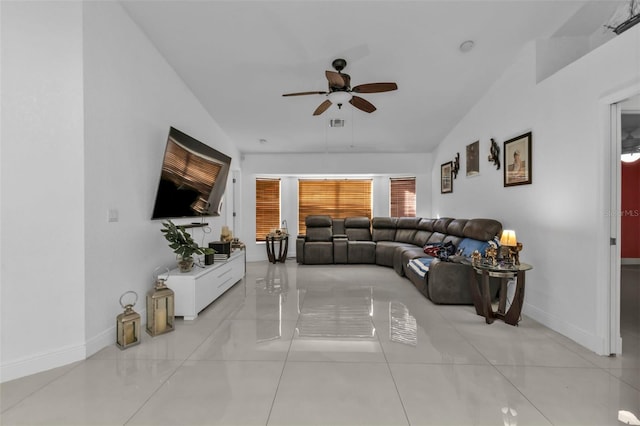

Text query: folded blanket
(408, 257), (434, 278)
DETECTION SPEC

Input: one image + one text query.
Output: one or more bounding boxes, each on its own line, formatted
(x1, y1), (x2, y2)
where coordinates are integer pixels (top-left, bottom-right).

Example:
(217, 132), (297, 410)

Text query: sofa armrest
(333, 236), (348, 263)
(427, 259), (475, 304)
(296, 236), (305, 263)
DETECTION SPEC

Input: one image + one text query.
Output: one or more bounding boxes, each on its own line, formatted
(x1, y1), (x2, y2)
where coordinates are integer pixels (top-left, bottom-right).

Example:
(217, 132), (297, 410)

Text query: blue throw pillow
(457, 238), (491, 257)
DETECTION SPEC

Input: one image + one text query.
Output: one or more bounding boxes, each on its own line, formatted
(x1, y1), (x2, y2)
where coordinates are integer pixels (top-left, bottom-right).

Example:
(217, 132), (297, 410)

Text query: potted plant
(161, 220), (214, 272)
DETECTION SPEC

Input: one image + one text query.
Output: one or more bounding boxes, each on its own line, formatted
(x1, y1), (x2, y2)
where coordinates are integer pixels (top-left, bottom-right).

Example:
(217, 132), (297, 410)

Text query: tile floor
(1, 262), (639, 425)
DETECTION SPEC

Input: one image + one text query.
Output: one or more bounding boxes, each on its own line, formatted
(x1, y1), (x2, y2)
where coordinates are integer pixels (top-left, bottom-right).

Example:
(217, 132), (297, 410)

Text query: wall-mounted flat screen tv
(151, 127), (231, 219)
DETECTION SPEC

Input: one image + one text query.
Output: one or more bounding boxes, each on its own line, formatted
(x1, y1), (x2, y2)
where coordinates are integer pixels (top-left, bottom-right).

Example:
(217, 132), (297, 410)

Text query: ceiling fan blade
(313, 100), (332, 116)
(352, 82), (398, 93)
(325, 71), (347, 89)
(349, 96), (376, 113)
(282, 91), (327, 97)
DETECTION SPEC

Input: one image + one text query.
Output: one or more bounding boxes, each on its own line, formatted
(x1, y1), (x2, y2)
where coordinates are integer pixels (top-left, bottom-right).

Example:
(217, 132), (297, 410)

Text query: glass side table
(469, 262), (533, 326)
(266, 234), (289, 264)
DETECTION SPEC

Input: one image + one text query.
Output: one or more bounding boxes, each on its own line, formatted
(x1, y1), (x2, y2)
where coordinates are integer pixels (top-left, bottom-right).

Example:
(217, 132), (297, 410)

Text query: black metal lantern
(146, 276), (175, 336)
(116, 291), (141, 349)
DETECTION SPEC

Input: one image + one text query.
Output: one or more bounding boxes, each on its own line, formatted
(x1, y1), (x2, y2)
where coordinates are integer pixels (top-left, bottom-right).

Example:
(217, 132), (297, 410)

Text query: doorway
(620, 102), (640, 355)
(611, 94), (640, 355)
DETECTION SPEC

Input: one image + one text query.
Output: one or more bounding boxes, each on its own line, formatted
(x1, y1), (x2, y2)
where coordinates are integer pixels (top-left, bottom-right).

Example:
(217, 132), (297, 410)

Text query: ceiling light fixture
(328, 91), (352, 106)
(459, 40), (475, 53)
(621, 152), (640, 163)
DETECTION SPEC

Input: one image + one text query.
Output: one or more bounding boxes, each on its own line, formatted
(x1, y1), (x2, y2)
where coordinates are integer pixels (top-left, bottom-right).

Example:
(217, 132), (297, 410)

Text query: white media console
(161, 250), (245, 320)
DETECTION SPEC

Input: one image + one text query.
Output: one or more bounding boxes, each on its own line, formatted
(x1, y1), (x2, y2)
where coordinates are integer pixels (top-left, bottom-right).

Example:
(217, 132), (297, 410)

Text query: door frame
(604, 87), (640, 355)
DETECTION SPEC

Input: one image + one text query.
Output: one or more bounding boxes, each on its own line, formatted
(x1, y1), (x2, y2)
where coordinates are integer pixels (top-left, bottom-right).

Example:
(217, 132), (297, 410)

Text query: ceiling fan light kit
(328, 91), (352, 105)
(282, 58), (398, 116)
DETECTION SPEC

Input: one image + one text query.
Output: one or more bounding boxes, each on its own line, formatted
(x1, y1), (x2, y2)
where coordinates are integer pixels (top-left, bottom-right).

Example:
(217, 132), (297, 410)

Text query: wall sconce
(146, 273), (175, 336)
(452, 153), (460, 179)
(116, 291), (141, 350)
(500, 230), (522, 265)
(488, 138), (501, 170)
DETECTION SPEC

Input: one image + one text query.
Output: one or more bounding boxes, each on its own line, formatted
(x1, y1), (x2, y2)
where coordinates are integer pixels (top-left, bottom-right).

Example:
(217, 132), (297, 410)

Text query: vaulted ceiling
(121, 1), (624, 154)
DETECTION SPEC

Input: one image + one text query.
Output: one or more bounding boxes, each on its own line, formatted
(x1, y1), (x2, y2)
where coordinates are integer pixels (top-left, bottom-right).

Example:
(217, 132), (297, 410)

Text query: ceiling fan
(282, 58), (398, 116)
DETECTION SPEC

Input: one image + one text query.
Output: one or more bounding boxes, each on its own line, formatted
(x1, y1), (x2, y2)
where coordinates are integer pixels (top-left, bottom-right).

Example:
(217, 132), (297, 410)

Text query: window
(298, 179), (372, 234)
(256, 178), (280, 241)
(390, 177), (416, 217)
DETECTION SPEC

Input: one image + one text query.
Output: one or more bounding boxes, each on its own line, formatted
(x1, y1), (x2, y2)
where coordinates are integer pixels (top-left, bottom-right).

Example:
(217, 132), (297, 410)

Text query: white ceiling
(120, 1), (623, 155)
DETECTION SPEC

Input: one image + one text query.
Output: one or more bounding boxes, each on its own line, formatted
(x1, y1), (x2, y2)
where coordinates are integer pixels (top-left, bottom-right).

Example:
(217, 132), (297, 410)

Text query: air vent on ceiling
(329, 119), (345, 128)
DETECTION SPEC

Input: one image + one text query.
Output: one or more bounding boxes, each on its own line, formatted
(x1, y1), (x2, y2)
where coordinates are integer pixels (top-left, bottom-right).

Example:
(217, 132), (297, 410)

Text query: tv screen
(151, 127), (231, 219)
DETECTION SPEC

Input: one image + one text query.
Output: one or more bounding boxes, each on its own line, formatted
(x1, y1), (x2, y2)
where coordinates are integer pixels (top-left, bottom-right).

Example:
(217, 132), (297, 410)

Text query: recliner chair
(296, 215), (334, 264)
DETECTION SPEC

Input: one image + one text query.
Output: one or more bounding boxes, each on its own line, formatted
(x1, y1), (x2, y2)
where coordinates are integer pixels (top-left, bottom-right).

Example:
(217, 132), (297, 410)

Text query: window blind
(390, 177), (416, 217)
(256, 178), (280, 241)
(298, 179), (372, 234)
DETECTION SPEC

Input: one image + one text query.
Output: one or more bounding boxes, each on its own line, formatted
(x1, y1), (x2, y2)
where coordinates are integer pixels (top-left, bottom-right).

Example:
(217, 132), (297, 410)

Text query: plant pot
(177, 257), (194, 273)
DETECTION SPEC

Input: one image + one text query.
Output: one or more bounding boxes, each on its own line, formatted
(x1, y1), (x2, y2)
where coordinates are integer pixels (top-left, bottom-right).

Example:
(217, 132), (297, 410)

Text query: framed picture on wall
(504, 131), (532, 187)
(441, 161), (453, 193)
(466, 141), (480, 176)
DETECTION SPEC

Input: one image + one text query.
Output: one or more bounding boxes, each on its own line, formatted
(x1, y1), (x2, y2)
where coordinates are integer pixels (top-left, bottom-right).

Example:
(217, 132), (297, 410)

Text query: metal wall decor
(488, 138), (500, 170)
(452, 153), (460, 179)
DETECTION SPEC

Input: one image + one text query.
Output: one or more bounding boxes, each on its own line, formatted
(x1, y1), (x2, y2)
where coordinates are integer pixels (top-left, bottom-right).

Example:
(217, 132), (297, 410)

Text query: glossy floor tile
(1, 261), (639, 425)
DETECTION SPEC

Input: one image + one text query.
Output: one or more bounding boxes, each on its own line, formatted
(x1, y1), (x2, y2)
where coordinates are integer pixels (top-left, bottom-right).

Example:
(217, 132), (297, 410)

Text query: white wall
(82, 1), (240, 355)
(240, 152), (432, 262)
(1, 1), (86, 381)
(0, 1), (241, 382)
(431, 25), (640, 354)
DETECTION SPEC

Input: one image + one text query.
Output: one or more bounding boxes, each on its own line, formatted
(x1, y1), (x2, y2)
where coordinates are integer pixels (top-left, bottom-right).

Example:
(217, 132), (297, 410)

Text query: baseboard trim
(523, 302), (606, 355)
(1, 308), (149, 383)
(1, 343), (86, 383)
(621, 258), (640, 265)
(85, 327), (115, 358)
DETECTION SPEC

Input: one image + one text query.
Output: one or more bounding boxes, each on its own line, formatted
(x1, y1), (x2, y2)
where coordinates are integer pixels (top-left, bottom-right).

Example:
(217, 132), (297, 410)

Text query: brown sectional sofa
(296, 215), (503, 304)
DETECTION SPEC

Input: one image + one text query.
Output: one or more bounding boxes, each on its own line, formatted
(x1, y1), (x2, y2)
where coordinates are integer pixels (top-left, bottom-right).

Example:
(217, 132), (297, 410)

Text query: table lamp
(500, 230), (521, 265)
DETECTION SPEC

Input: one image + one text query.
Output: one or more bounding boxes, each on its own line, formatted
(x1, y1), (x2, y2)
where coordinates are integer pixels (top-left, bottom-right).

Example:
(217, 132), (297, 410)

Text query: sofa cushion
(372, 217), (397, 241)
(305, 215), (333, 242)
(306, 227), (333, 242)
(426, 232), (446, 244)
(463, 219), (502, 241)
(395, 217), (420, 243)
(433, 218), (454, 233)
(347, 228), (372, 241)
(306, 215), (332, 227)
(344, 216), (371, 228)
(412, 218), (436, 246)
(347, 241), (376, 264)
(417, 218), (436, 232)
(412, 230), (433, 247)
(345, 217), (372, 241)
(446, 219), (468, 237)
(304, 242), (333, 264)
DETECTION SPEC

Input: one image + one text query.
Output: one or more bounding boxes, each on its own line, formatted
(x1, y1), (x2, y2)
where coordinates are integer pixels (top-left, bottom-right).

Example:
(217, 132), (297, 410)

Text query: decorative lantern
(116, 291), (141, 349)
(146, 275), (175, 336)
